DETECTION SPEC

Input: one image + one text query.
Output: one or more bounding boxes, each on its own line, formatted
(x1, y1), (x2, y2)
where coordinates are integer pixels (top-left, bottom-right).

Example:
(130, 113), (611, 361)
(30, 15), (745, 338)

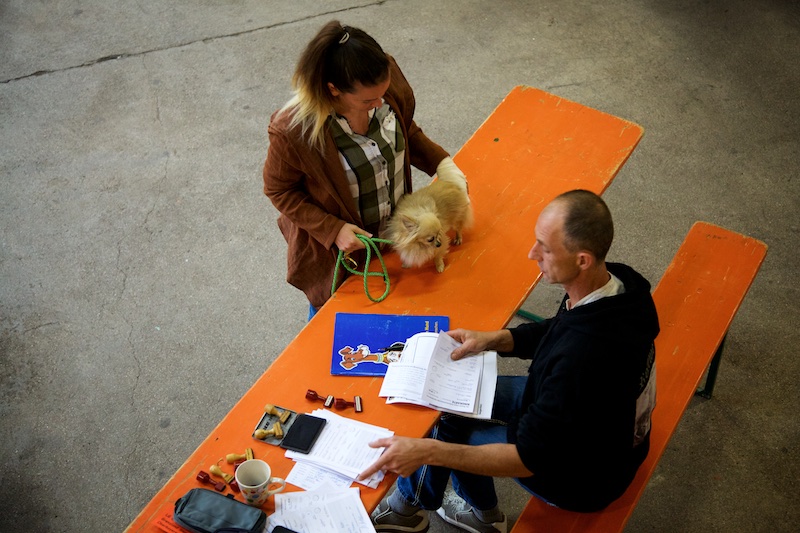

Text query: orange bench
(125, 86), (645, 532)
(510, 221), (767, 532)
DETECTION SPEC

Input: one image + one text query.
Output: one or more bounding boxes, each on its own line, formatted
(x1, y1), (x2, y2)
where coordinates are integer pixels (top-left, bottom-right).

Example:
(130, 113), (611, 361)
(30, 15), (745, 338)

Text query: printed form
(379, 332), (497, 419)
(270, 487), (374, 533)
(284, 409), (391, 487)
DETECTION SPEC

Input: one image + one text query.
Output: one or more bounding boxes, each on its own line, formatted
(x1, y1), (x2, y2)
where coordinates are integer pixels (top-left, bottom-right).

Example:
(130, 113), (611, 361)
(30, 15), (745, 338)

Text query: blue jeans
(395, 376), (540, 511)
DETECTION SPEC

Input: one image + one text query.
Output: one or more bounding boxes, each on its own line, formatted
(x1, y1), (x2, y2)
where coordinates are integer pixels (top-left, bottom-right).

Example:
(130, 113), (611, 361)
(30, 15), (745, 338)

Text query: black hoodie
(504, 263), (659, 512)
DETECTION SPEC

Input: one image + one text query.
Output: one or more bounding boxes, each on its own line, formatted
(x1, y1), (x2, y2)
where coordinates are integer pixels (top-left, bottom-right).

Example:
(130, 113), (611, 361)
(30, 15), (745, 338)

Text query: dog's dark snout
(435, 241), (442, 248)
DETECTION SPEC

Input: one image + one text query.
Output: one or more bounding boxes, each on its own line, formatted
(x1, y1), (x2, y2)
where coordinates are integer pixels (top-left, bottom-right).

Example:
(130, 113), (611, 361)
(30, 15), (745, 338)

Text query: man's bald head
(546, 190), (614, 262)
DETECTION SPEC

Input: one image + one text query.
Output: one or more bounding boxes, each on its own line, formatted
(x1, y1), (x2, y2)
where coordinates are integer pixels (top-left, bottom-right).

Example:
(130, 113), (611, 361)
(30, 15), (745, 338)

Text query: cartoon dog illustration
(338, 342), (405, 370)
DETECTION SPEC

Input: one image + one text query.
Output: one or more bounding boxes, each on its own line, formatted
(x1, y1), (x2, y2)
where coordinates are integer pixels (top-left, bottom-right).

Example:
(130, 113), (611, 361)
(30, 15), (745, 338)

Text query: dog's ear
(400, 214), (419, 233)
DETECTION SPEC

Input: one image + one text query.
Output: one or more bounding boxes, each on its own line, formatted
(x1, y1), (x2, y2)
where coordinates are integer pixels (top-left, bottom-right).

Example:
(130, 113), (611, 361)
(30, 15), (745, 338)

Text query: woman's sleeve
(263, 124), (344, 249)
(387, 57), (449, 176)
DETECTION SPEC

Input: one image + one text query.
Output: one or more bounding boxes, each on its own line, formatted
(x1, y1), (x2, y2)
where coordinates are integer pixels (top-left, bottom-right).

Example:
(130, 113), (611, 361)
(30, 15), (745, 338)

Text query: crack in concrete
(116, 243), (127, 295)
(22, 322), (60, 334)
(1, 2), (385, 84)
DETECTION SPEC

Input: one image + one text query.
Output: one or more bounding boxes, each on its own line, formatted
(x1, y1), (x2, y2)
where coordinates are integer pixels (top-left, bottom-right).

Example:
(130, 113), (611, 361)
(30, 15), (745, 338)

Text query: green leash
(332, 235), (393, 303)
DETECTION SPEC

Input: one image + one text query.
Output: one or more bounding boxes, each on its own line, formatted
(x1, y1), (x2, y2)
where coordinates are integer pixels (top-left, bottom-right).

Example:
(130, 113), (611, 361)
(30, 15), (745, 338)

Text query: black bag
(174, 488), (267, 533)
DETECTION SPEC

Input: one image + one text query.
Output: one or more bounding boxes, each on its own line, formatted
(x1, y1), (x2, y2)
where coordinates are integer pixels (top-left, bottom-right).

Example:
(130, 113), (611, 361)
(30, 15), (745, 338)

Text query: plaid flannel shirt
(329, 102), (406, 237)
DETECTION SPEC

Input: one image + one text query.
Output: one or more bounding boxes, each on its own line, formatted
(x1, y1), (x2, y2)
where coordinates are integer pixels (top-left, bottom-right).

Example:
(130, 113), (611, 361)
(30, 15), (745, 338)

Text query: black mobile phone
(272, 527), (299, 533)
(279, 414), (326, 454)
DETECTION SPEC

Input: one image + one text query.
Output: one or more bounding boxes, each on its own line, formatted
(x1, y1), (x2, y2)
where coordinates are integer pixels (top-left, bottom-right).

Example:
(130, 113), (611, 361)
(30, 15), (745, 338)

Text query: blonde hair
(281, 20), (389, 151)
(280, 90), (330, 152)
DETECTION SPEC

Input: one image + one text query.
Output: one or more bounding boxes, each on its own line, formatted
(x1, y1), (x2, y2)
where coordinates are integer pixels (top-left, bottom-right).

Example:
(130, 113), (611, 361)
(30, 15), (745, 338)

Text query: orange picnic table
(126, 86), (644, 532)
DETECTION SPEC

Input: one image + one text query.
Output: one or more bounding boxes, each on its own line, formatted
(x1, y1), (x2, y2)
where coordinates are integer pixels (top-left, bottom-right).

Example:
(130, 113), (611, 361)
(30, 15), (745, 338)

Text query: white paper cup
(234, 459), (286, 506)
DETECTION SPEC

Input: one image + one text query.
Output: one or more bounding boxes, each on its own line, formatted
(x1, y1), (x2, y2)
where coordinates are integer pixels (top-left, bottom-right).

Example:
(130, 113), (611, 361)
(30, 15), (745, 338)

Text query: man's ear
(576, 251), (595, 271)
(327, 82), (341, 97)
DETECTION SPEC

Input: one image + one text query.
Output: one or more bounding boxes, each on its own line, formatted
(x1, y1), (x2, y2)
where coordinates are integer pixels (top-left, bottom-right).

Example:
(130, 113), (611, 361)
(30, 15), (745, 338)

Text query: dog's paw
(452, 232), (463, 246)
(435, 259), (445, 273)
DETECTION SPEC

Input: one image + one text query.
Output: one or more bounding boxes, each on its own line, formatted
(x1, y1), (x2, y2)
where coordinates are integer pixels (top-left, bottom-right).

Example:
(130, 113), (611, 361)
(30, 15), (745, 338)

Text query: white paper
(284, 410), (392, 482)
(380, 332), (498, 419)
(473, 351), (498, 418)
(420, 332), (481, 412)
(285, 460), (354, 491)
(378, 362), (428, 398)
(274, 486), (359, 511)
(398, 331), (439, 364)
(270, 487), (374, 533)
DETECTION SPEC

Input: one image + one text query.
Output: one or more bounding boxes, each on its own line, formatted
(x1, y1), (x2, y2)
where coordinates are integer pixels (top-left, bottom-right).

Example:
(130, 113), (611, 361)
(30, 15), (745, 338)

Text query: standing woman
(263, 20), (467, 317)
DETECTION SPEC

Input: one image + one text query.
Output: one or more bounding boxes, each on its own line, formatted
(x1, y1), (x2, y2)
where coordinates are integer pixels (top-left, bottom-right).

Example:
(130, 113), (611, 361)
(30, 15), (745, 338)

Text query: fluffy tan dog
(386, 179), (473, 273)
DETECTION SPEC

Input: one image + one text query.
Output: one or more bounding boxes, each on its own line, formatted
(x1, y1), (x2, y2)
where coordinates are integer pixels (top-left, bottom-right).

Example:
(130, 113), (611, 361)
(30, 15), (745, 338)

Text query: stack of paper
(379, 332), (498, 419)
(284, 409), (392, 489)
(269, 487), (374, 533)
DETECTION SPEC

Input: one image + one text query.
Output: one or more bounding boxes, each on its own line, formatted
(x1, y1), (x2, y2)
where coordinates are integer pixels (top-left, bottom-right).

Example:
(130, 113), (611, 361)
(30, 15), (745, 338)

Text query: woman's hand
(335, 224), (372, 253)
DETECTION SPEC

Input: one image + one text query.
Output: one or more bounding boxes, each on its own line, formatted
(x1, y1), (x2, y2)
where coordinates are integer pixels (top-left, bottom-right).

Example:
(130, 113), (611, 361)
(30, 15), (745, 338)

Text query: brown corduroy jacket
(263, 57), (449, 308)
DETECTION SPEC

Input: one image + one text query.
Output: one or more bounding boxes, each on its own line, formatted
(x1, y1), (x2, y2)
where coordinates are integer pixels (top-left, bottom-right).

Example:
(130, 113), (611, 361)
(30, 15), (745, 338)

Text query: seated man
(359, 189), (660, 533)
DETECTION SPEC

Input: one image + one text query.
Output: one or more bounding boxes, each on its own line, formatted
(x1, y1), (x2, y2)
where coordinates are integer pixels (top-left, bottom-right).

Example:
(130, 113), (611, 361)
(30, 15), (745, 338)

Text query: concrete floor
(1, 1), (798, 531)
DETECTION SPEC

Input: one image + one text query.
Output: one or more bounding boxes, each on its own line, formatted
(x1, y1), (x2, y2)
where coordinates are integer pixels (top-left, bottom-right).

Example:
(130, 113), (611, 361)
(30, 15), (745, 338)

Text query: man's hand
(335, 223), (372, 253)
(446, 328), (491, 360)
(357, 436), (434, 480)
(358, 436), (534, 481)
(447, 329), (515, 360)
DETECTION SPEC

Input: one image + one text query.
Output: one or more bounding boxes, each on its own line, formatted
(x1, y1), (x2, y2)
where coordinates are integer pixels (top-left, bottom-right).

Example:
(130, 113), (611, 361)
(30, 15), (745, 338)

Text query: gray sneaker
(435, 490), (507, 533)
(372, 500), (430, 533)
